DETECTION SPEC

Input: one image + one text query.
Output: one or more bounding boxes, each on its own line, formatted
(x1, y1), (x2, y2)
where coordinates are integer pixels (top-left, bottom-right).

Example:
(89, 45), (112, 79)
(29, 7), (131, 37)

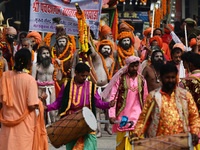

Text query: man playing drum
(130, 62), (200, 147)
(44, 63), (115, 150)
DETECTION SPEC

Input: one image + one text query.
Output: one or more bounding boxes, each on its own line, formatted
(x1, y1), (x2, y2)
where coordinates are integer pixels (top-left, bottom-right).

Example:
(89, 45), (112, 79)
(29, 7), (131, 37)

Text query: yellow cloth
(116, 131), (132, 150)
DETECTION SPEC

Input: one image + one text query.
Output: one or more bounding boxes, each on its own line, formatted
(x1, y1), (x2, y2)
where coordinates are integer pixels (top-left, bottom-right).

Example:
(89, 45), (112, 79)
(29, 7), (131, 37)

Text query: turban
(164, 24), (174, 34)
(190, 38), (197, 47)
(6, 27), (17, 35)
(117, 32), (134, 44)
(121, 21), (135, 32)
(149, 36), (163, 49)
(101, 25), (112, 39)
(27, 31), (42, 45)
(99, 39), (113, 51)
(101, 55), (140, 100)
(143, 27), (153, 37)
(173, 43), (185, 52)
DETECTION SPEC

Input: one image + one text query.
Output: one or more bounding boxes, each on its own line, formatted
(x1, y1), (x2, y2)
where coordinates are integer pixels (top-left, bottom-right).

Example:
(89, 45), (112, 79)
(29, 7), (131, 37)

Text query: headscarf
(173, 43), (185, 52)
(100, 25), (112, 40)
(164, 24), (174, 34)
(27, 31), (42, 45)
(117, 31), (134, 44)
(101, 55), (141, 99)
(143, 27), (153, 37)
(6, 26), (17, 35)
(149, 35), (163, 49)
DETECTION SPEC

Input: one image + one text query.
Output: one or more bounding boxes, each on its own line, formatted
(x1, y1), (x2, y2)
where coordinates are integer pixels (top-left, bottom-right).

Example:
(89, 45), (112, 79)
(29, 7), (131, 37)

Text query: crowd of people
(0, 15), (200, 150)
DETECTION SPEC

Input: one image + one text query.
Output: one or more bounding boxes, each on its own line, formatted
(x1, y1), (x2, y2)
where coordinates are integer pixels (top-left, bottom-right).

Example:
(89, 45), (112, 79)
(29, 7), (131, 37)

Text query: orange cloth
(121, 21), (135, 32)
(149, 35), (163, 49)
(173, 43), (185, 52)
(0, 71), (48, 150)
(141, 37), (147, 46)
(164, 24), (174, 34)
(101, 25), (112, 39)
(27, 31), (42, 45)
(117, 32), (134, 44)
(1, 71), (13, 107)
(190, 38), (197, 47)
(143, 27), (152, 37)
(162, 43), (171, 60)
(134, 36), (141, 51)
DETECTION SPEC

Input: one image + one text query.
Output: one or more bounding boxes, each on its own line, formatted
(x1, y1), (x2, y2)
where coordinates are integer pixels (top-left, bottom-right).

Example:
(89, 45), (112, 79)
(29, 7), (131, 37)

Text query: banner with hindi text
(29, 0), (103, 38)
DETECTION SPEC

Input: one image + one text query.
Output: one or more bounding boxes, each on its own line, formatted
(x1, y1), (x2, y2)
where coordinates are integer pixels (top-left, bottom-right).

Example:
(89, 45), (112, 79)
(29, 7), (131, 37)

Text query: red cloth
(162, 34), (172, 45)
(164, 24), (174, 34)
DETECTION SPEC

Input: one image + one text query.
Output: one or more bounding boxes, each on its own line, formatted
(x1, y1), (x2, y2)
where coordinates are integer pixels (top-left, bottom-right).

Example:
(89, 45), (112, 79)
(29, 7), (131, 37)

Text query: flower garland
(162, 0), (167, 16)
(43, 33), (54, 47)
(51, 41), (70, 59)
(76, 10), (88, 52)
(118, 46), (135, 67)
(76, 9), (89, 61)
(98, 52), (115, 81)
(149, 10), (152, 26)
(141, 0), (147, 4)
(68, 35), (76, 53)
(52, 42), (73, 79)
(0, 57), (3, 78)
(6, 42), (14, 69)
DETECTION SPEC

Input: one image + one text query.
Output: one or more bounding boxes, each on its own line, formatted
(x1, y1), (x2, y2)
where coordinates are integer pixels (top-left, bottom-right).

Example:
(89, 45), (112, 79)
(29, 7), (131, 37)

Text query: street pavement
(48, 128), (117, 150)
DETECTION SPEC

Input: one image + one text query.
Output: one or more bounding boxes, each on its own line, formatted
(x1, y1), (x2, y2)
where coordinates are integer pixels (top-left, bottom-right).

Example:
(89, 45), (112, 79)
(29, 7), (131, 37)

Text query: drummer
(130, 62), (200, 147)
(44, 62), (115, 150)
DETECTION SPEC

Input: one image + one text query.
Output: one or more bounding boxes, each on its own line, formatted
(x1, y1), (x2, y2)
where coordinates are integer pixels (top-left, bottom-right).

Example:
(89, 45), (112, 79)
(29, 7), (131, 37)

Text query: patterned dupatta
(145, 87), (189, 138)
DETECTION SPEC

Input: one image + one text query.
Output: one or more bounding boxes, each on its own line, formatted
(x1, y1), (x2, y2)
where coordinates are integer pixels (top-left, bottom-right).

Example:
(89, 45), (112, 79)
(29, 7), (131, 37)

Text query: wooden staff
(151, 4), (155, 38)
(184, 24), (188, 52)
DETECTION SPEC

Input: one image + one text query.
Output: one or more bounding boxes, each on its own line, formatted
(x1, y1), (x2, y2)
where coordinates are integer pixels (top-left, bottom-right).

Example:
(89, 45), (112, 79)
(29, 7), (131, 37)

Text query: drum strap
(84, 82), (87, 106)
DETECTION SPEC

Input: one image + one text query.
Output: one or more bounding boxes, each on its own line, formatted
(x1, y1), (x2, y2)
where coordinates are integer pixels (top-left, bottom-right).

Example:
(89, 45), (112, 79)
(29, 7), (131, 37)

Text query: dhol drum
(47, 107), (97, 148)
(130, 133), (194, 150)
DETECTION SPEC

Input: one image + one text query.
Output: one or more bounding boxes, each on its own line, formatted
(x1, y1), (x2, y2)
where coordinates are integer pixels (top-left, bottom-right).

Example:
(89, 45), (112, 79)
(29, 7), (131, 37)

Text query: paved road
(49, 128), (117, 150)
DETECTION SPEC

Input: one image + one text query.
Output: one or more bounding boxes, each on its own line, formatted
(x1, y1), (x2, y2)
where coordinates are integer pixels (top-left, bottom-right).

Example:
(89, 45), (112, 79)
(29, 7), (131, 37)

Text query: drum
(47, 107), (97, 148)
(131, 133), (194, 150)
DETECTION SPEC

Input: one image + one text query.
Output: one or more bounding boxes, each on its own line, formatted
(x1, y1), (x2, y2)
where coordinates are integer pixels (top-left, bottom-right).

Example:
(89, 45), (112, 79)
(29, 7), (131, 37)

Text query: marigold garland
(118, 46), (135, 67)
(6, 42), (14, 69)
(29, 50), (35, 75)
(52, 42), (73, 79)
(68, 35), (76, 53)
(76, 10), (89, 56)
(141, 0), (147, 4)
(98, 52), (115, 81)
(43, 33), (54, 47)
(0, 57), (3, 78)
